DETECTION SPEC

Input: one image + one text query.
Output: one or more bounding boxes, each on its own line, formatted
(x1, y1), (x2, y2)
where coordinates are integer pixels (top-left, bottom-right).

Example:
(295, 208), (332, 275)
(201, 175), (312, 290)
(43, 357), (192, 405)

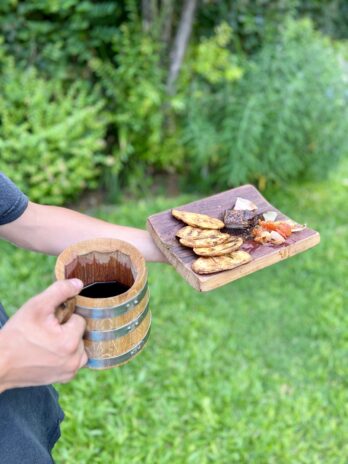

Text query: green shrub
(184, 19), (348, 190)
(0, 51), (109, 204)
(91, 20), (184, 193)
(0, 0), (121, 78)
(195, 0), (348, 54)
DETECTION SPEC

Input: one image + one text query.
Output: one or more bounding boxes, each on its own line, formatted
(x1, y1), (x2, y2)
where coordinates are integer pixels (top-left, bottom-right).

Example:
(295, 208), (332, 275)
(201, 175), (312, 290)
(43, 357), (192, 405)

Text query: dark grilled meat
(223, 209), (263, 239)
(224, 209), (257, 230)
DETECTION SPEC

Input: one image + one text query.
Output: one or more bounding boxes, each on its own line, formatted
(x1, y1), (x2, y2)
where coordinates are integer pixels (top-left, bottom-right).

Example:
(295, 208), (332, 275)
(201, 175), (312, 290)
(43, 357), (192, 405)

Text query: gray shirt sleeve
(0, 173), (29, 225)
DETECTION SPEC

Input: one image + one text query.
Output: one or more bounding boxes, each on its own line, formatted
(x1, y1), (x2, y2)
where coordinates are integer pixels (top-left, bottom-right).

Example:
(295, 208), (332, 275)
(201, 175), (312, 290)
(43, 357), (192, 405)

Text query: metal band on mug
(86, 322), (151, 369)
(76, 282), (148, 319)
(83, 302), (150, 341)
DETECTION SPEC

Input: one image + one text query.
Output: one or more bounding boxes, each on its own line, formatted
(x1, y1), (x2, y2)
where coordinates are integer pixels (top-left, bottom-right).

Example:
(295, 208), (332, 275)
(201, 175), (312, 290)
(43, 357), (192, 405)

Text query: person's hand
(0, 279), (87, 393)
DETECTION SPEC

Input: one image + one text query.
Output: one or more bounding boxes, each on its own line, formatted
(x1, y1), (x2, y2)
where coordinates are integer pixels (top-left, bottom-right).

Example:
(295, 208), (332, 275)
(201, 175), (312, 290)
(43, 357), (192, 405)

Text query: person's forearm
(0, 202), (167, 263)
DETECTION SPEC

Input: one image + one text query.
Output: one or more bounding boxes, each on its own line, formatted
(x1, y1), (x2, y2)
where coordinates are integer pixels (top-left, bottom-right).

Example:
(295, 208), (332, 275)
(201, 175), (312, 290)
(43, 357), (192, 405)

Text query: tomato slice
(275, 223), (292, 238)
(259, 221), (277, 231)
(259, 221), (292, 238)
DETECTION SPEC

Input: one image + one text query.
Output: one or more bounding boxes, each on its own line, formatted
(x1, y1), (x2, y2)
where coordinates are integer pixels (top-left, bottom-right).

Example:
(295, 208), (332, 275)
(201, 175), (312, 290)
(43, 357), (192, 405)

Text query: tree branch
(160, 0), (175, 49)
(142, 0), (158, 32)
(166, 0), (198, 95)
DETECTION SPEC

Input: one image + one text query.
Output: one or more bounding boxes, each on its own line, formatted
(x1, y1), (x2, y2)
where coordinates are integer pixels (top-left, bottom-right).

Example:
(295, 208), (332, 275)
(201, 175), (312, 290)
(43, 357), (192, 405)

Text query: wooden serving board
(147, 184), (320, 292)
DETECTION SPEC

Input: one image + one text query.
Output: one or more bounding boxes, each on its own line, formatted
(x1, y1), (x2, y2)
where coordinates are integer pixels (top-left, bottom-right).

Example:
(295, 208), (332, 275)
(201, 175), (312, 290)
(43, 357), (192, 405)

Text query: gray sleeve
(0, 173), (29, 225)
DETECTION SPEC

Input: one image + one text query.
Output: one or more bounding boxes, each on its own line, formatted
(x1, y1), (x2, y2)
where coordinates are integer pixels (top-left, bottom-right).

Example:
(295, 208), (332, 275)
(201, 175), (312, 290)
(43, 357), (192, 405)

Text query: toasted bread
(179, 233), (230, 248)
(176, 226), (221, 240)
(192, 251), (252, 274)
(193, 237), (243, 257)
(172, 209), (224, 230)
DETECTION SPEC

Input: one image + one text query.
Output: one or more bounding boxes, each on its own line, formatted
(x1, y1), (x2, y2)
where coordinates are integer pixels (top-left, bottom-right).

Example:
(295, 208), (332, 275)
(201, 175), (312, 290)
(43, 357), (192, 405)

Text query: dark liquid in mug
(80, 281), (130, 298)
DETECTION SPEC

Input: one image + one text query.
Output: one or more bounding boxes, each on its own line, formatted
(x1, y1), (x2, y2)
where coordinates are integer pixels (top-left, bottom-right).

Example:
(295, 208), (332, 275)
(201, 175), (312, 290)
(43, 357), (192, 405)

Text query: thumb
(36, 279), (84, 316)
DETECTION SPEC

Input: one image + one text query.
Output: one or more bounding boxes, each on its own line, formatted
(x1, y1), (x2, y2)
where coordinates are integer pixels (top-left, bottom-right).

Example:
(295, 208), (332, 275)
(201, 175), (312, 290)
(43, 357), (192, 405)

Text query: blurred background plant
(0, 0), (347, 201)
(184, 18), (348, 190)
(0, 47), (109, 204)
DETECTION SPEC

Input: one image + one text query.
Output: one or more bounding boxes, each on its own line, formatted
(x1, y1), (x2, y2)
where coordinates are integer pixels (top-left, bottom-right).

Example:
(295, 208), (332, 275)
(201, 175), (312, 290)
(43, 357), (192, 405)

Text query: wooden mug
(55, 238), (151, 370)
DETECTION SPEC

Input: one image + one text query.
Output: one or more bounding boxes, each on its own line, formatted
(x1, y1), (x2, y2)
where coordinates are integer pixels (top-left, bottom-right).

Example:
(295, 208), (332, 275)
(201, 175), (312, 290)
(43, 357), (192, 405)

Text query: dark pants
(0, 304), (64, 464)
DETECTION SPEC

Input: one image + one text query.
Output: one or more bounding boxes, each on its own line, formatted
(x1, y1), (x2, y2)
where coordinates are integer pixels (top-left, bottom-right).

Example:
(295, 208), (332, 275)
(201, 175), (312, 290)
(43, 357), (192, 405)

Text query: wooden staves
(55, 238), (151, 370)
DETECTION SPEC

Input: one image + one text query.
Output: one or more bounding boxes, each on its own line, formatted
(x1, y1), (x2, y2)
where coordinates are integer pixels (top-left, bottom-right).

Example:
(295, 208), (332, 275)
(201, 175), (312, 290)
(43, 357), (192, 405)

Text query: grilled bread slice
(193, 237), (243, 257)
(192, 250), (252, 274)
(176, 226), (222, 240)
(179, 233), (230, 248)
(172, 209), (224, 230)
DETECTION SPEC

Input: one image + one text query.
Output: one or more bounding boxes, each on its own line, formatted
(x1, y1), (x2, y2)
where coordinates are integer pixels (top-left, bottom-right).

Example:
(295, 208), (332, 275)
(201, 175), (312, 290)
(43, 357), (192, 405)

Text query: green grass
(0, 161), (347, 463)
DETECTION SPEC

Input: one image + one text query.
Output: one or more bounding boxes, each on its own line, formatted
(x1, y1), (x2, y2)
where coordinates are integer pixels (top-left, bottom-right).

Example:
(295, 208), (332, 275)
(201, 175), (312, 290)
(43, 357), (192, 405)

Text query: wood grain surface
(147, 184), (320, 292)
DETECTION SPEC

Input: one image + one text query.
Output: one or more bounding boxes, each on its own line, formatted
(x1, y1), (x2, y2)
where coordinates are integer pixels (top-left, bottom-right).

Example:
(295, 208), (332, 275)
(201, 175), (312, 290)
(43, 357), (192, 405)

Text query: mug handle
(54, 297), (76, 324)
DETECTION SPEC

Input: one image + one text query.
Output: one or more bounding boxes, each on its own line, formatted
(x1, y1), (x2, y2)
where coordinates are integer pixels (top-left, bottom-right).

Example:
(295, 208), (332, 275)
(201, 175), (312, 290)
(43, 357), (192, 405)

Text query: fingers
(60, 323), (88, 380)
(78, 343), (88, 368)
(58, 343), (88, 383)
(63, 313), (86, 339)
(37, 279), (84, 316)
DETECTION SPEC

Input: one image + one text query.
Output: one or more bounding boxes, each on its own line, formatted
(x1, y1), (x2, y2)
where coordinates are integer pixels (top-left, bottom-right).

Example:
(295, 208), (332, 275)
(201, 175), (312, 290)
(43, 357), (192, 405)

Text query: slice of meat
(224, 209), (258, 230)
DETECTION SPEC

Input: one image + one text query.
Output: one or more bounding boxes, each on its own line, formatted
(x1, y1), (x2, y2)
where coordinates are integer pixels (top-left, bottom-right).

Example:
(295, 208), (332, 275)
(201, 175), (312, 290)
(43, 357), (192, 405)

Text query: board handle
(54, 297), (76, 324)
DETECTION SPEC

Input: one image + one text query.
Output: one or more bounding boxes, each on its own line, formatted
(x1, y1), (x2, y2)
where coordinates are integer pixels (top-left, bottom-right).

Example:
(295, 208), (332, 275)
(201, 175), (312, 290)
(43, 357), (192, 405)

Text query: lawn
(0, 161), (347, 463)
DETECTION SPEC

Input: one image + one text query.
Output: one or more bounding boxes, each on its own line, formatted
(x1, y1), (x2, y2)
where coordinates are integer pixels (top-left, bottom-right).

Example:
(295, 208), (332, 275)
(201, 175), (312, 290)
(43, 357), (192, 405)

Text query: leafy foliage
(184, 19), (348, 190)
(191, 22), (244, 84)
(0, 52), (109, 204)
(196, 0), (348, 54)
(91, 21), (184, 193)
(0, 0), (121, 78)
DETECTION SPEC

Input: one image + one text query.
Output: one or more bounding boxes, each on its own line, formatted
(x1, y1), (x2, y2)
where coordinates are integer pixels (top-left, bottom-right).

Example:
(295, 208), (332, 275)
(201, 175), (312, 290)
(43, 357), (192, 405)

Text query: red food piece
(259, 221), (277, 231)
(275, 222), (292, 238)
(259, 221), (292, 238)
